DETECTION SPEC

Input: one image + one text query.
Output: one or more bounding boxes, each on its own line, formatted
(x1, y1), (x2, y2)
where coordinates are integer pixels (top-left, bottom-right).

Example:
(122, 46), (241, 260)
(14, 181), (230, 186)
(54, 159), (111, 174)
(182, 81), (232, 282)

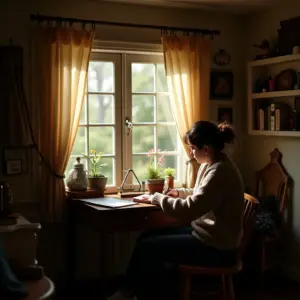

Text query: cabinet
(247, 54), (300, 136)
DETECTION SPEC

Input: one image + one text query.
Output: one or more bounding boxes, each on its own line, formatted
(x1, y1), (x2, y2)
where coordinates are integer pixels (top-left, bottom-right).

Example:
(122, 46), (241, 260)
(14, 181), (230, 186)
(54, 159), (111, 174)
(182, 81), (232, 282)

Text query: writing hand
(166, 189), (179, 198)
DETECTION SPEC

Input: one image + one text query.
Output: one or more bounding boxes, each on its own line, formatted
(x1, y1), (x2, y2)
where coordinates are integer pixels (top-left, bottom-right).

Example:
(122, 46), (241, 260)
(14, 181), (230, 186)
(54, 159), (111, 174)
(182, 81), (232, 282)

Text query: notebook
(133, 194), (152, 204)
(77, 197), (138, 208)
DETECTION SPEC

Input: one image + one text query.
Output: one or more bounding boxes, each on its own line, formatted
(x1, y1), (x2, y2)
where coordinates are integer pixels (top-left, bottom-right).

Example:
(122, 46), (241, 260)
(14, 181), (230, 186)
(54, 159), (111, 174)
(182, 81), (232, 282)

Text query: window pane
(132, 95), (154, 123)
(89, 127), (114, 154)
(65, 156), (77, 177)
(157, 94), (173, 122)
(88, 61), (114, 93)
(72, 127), (86, 155)
(157, 64), (168, 92)
(100, 157), (114, 185)
(132, 126), (154, 153)
(132, 155), (149, 181)
(80, 96), (87, 124)
(88, 95), (114, 124)
(132, 63), (155, 93)
(157, 125), (177, 151)
(163, 156), (178, 179)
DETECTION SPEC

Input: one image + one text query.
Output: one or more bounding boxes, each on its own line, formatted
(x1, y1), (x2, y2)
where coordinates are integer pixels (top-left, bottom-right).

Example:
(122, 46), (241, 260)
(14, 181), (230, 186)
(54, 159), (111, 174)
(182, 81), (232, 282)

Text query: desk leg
(67, 199), (76, 285)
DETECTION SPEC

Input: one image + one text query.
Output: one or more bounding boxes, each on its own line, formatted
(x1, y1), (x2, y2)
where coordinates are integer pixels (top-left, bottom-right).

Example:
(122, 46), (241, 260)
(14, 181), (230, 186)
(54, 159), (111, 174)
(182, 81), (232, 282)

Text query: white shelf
(249, 130), (300, 137)
(248, 54), (300, 67)
(252, 90), (300, 99)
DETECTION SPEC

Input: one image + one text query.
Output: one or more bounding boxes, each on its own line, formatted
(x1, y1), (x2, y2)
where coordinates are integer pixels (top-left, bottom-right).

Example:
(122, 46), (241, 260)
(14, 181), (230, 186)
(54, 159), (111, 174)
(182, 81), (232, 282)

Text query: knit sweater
(152, 153), (244, 250)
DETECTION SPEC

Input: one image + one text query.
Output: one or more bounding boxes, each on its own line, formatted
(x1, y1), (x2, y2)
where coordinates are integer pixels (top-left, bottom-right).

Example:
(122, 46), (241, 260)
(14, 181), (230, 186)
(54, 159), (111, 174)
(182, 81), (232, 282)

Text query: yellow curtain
(162, 36), (212, 188)
(32, 26), (95, 222)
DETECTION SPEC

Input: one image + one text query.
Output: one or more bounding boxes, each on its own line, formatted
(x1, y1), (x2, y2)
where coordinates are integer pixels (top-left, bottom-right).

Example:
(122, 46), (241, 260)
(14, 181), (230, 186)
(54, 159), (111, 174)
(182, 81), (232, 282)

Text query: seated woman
(108, 121), (244, 300)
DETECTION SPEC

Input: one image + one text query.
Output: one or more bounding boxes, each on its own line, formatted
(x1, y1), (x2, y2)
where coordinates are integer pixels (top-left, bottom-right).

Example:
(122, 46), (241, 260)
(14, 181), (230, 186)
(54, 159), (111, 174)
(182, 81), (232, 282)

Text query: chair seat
(179, 261), (242, 275)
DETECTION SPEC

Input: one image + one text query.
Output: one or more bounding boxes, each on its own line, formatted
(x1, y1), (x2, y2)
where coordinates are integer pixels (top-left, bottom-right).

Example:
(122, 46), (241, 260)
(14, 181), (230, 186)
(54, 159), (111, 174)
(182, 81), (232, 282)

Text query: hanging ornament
(214, 49), (230, 66)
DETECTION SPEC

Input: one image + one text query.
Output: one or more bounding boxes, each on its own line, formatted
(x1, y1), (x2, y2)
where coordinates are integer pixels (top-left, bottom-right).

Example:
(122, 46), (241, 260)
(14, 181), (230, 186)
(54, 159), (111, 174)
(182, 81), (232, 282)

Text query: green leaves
(82, 150), (107, 178)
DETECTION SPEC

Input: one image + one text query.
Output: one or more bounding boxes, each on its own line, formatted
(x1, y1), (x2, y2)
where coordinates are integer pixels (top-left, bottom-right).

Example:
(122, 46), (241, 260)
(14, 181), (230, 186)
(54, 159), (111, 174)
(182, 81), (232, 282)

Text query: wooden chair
(255, 148), (289, 280)
(179, 193), (259, 300)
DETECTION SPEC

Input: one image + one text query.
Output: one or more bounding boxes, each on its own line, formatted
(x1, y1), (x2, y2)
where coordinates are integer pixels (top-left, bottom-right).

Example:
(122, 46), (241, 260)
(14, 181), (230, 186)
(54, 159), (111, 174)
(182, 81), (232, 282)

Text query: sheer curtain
(162, 35), (212, 188)
(32, 25), (95, 222)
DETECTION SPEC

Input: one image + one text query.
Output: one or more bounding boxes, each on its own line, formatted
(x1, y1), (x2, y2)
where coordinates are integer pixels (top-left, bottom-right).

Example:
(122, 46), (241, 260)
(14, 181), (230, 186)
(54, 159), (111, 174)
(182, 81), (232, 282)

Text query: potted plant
(82, 150), (107, 196)
(164, 167), (176, 189)
(145, 149), (165, 194)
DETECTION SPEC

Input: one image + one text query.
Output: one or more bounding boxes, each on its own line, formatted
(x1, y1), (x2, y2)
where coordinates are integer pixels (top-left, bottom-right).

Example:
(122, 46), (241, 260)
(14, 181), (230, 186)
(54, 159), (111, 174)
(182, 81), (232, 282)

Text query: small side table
(24, 276), (55, 300)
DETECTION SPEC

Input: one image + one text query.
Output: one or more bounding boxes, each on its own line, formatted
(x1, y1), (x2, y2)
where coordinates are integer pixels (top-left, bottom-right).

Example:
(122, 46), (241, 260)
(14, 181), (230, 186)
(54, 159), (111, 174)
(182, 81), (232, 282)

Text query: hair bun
(218, 122), (235, 144)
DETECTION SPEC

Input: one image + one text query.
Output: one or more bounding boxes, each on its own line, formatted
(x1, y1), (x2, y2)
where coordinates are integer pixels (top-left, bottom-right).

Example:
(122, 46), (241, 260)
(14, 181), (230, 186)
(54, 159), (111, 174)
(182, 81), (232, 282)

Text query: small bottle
(141, 181), (145, 192)
(268, 76), (275, 92)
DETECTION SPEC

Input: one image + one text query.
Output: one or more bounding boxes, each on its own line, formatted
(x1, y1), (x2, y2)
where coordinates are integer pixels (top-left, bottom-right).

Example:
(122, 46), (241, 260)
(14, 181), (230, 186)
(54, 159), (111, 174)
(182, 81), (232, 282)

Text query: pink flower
(147, 148), (154, 157)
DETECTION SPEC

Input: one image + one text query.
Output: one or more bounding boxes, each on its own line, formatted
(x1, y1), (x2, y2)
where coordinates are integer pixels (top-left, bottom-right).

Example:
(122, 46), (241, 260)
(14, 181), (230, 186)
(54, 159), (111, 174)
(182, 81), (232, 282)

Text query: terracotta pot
(165, 176), (174, 189)
(146, 178), (165, 194)
(88, 177), (107, 196)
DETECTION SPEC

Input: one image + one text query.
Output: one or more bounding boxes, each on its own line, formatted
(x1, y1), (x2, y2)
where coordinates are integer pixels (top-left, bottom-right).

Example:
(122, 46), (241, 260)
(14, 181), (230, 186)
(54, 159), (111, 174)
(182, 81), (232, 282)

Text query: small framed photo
(210, 70), (233, 100)
(218, 106), (233, 124)
(6, 160), (22, 175)
(3, 147), (28, 175)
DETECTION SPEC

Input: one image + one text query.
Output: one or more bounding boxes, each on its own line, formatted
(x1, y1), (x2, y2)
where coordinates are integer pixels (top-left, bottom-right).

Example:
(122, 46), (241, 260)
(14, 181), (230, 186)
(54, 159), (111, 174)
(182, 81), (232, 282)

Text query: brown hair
(184, 121), (235, 152)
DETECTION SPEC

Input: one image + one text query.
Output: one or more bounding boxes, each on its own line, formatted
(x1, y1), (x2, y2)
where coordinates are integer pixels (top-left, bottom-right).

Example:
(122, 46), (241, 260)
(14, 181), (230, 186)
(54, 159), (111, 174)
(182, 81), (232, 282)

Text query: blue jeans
(125, 226), (238, 300)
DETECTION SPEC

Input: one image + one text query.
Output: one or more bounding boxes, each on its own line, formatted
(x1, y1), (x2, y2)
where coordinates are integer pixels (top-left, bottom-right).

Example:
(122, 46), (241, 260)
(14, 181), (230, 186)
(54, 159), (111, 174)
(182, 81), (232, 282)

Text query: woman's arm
(151, 166), (224, 222)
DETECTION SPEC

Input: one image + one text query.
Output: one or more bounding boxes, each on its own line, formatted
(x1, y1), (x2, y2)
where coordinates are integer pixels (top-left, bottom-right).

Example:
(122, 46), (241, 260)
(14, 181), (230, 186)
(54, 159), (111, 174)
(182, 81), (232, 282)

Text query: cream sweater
(152, 153), (244, 250)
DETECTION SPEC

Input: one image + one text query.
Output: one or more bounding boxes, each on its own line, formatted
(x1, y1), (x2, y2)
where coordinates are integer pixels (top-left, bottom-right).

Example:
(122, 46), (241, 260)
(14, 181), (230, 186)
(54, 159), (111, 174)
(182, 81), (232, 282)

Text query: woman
(108, 121), (244, 300)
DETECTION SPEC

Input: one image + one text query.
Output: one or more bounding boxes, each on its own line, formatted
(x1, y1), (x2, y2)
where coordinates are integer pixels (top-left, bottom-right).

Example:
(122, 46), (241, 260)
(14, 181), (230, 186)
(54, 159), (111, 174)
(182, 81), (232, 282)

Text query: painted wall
(0, 0), (247, 282)
(245, 0), (300, 280)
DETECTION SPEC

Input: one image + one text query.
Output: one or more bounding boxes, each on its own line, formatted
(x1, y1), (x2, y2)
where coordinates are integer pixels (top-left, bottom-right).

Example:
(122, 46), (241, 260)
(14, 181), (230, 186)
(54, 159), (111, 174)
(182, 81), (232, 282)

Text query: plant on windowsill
(145, 149), (165, 194)
(82, 150), (108, 196)
(164, 167), (176, 189)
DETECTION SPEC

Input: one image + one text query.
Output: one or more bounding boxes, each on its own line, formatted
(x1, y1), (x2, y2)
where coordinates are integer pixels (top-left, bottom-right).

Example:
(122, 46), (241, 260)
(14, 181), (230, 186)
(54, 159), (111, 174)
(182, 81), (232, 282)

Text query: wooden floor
(55, 272), (300, 299)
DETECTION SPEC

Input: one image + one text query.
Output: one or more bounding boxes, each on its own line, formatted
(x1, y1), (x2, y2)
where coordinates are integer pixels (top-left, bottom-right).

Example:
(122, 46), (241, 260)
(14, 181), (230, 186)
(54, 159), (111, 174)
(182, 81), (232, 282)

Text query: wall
(0, 0), (246, 283)
(245, 0), (300, 280)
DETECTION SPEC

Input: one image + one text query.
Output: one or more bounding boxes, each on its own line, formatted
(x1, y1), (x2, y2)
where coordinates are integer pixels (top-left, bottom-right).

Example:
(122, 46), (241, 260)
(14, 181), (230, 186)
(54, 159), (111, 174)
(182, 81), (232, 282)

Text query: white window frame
(70, 41), (186, 193)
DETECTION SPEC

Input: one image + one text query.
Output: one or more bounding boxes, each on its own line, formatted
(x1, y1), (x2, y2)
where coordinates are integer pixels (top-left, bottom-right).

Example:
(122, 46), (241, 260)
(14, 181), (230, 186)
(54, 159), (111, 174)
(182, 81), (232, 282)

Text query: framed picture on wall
(210, 70), (233, 100)
(217, 106), (233, 124)
(3, 147), (28, 175)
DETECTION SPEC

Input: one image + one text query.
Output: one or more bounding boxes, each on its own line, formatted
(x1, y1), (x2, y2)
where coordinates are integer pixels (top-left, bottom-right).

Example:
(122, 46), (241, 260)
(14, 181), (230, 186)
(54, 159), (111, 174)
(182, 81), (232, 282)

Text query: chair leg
(221, 275), (227, 300)
(225, 275), (235, 300)
(260, 243), (265, 286)
(181, 273), (191, 300)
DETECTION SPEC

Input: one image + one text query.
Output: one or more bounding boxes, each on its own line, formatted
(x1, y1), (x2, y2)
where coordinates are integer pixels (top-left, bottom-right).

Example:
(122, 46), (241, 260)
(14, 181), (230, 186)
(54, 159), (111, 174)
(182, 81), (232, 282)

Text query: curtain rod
(30, 14), (220, 36)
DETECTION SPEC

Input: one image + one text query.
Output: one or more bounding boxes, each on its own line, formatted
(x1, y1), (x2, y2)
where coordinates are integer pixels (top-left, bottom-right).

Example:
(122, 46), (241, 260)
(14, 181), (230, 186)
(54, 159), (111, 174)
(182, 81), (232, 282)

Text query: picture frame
(217, 106), (233, 124)
(3, 147), (28, 175)
(210, 70), (234, 100)
(6, 160), (22, 175)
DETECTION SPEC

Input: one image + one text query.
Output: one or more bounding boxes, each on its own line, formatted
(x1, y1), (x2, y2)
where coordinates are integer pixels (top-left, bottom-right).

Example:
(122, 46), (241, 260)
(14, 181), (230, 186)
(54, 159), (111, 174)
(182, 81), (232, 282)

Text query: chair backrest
(237, 193), (259, 261)
(256, 148), (288, 216)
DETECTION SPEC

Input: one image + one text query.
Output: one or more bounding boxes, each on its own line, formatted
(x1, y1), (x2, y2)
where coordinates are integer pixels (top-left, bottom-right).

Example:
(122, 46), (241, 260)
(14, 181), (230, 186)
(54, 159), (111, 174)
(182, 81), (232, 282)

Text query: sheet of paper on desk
(77, 198), (138, 208)
(133, 194), (152, 204)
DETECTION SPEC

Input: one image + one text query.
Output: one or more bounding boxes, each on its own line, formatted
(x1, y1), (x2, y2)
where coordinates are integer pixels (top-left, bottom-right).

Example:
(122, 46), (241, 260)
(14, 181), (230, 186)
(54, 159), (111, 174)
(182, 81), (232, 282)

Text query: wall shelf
(248, 54), (300, 136)
(249, 130), (300, 137)
(252, 90), (300, 99)
(248, 54), (300, 67)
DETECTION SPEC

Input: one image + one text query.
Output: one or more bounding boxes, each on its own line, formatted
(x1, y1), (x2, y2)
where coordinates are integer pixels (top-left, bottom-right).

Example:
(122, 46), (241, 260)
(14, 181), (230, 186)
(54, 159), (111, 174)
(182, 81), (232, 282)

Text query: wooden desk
(67, 195), (183, 282)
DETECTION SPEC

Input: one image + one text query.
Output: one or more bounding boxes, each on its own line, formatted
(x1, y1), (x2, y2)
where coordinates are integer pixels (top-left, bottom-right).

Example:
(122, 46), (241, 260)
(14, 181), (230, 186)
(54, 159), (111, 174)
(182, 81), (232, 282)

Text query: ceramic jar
(66, 157), (88, 191)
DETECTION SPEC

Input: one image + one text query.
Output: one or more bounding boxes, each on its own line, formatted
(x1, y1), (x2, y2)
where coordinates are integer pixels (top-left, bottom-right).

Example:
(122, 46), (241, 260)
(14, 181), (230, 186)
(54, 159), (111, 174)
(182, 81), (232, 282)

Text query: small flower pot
(146, 178), (165, 194)
(165, 176), (174, 189)
(88, 177), (107, 196)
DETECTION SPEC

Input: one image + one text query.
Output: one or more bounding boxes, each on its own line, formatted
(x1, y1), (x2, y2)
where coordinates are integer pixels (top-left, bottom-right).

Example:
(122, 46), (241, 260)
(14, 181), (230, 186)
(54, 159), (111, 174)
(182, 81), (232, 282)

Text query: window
(65, 49), (184, 192)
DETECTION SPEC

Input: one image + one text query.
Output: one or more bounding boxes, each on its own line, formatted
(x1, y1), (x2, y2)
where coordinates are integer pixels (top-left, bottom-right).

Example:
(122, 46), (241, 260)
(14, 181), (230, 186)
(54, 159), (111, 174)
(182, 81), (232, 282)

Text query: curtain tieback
(40, 160), (65, 179)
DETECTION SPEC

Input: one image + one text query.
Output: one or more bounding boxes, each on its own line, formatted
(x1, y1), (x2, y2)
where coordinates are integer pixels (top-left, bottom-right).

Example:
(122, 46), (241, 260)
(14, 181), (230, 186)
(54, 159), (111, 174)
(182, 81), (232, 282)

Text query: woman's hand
(166, 189), (179, 198)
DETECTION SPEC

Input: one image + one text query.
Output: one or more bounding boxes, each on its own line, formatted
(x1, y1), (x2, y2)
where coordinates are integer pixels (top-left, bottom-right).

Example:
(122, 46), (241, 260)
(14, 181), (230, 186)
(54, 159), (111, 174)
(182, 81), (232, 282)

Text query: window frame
(68, 42), (186, 192)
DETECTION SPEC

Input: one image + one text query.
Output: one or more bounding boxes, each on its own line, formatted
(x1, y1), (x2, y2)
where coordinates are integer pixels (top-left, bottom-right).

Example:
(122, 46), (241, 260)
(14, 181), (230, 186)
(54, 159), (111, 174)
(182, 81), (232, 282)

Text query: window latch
(125, 118), (133, 135)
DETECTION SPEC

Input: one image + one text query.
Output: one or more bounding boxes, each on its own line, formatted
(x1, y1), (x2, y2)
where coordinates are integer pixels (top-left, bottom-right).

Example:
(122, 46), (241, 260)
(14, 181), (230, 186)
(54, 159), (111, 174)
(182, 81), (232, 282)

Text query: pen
(163, 188), (170, 195)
